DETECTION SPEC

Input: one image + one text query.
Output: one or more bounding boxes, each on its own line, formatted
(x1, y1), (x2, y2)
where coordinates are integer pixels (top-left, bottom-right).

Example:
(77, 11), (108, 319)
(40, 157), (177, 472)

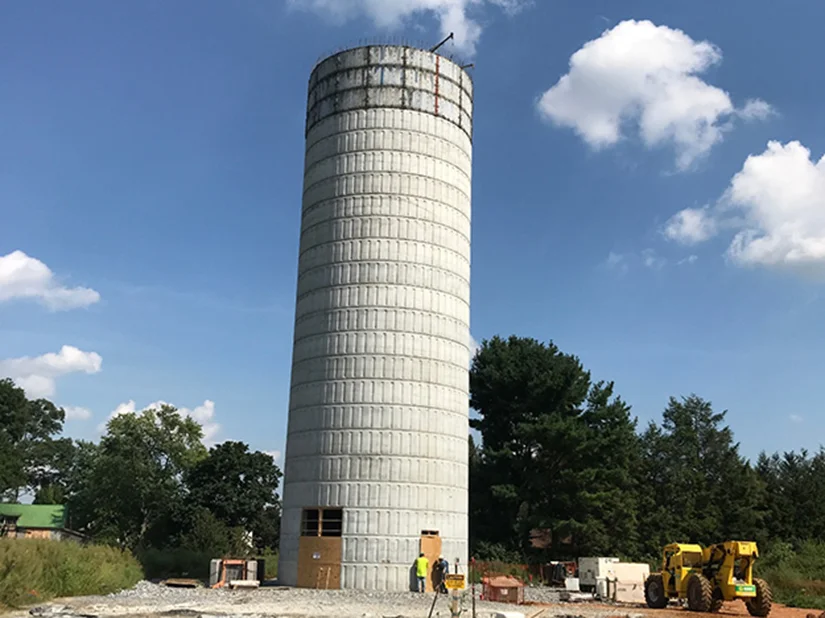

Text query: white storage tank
(277, 44), (474, 591)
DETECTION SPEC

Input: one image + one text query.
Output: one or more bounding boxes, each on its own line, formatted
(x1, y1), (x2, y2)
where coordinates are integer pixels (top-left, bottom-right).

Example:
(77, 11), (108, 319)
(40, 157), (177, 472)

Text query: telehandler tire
(746, 578), (773, 617)
(645, 573), (668, 609)
(711, 588), (724, 613)
(687, 573), (713, 612)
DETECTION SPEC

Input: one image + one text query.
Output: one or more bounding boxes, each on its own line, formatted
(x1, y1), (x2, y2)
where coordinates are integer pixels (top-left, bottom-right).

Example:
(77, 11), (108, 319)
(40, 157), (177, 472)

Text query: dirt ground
(522, 600), (817, 618)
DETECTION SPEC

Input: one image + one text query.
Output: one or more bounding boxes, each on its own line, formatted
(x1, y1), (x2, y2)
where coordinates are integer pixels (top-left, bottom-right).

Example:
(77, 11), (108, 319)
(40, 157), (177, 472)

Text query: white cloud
(0, 250), (100, 311)
(286, 0), (526, 56)
(63, 406), (92, 421)
(738, 98), (776, 122)
(101, 398), (221, 442)
(536, 19), (773, 170)
(663, 206), (717, 244)
(0, 345), (103, 398)
(724, 141), (825, 270)
(789, 414), (803, 424)
(264, 450), (283, 463)
(468, 333), (481, 367)
(664, 141), (825, 273)
(677, 254), (699, 265)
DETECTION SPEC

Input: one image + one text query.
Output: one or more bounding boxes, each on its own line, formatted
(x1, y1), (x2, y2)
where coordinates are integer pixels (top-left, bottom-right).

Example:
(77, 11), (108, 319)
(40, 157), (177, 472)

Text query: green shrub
(255, 549), (279, 580)
(758, 540), (825, 610)
(136, 547), (213, 580)
(0, 538), (143, 609)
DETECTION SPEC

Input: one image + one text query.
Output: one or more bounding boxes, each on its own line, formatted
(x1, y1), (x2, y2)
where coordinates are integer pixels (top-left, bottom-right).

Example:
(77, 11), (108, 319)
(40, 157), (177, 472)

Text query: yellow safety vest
(416, 557), (429, 577)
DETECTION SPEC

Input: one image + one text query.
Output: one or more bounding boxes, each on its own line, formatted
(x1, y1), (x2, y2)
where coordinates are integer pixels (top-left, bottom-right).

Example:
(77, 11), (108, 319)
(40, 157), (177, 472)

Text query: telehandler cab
(644, 541), (772, 616)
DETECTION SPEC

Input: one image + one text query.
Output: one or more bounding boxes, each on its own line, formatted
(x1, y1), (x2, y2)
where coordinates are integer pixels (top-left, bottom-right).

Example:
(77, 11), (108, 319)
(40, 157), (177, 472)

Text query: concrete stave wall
(279, 44), (473, 591)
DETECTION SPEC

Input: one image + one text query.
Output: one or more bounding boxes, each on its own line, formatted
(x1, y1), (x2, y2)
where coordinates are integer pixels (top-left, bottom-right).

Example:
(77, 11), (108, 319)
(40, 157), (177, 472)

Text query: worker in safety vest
(415, 552), (429, 592)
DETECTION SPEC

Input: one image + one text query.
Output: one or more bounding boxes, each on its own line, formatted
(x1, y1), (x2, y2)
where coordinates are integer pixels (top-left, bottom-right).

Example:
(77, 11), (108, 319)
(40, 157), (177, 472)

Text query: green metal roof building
(0, 504), (84, 541)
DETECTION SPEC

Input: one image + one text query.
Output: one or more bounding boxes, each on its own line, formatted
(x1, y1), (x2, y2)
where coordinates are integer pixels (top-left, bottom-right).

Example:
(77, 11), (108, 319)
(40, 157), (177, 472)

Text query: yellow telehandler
(644, 541), (772, 616)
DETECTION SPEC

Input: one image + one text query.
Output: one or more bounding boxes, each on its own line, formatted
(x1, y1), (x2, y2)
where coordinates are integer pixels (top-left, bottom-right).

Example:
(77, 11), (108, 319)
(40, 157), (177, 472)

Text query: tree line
(0, 377), (281, 576)
(469, 335), (825, 564)
(3, 334), (824, 574)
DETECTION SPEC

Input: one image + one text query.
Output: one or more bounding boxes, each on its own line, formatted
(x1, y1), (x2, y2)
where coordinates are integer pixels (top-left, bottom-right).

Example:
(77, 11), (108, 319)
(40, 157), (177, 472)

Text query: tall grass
(0, 538), (143, 609)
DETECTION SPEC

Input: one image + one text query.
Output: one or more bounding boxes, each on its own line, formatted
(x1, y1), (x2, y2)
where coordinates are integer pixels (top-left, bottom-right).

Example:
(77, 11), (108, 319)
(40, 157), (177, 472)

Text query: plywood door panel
(297, 536), (342, 589)
(420, 534), (442, 593)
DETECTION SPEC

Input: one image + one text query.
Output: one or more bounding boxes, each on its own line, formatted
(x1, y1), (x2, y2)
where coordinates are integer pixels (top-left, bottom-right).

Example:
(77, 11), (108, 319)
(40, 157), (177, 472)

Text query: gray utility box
(209, 559), (222, 587)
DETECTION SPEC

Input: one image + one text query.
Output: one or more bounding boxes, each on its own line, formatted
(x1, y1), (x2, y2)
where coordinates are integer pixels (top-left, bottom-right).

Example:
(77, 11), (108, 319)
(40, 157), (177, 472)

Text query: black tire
(687, 573), (713, 612)
(711, 587), (724, 613)
(645, 573), (668, 609)
(746, 578), (773, 617)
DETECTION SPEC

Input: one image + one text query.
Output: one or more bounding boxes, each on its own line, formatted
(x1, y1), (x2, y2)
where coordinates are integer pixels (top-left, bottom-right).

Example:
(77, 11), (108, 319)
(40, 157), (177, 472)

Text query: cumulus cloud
(724, 141), (825, 270)
(663, 206), (717, 245)
(264, 450), (283, 463)
(286, 0), (526, 56)
(63, 406), (92, 421)
(536, 19), (773, 170)
(678, 254), (699, 265)
(663, 141), (825, 274)
(0, 345), (103, 398)
(0, 250), (100, 311)
(101, 398), (221, 442)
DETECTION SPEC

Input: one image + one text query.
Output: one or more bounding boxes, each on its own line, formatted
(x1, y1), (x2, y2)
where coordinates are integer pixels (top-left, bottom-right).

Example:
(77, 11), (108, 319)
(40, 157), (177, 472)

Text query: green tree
(469, 335), (641, 560)
(68, 405), (207, 550)
(756, 448), (825, 544)
(0, 378), (68, 501)
(186, 441), (282, 530)
(636, 395), (764, 556)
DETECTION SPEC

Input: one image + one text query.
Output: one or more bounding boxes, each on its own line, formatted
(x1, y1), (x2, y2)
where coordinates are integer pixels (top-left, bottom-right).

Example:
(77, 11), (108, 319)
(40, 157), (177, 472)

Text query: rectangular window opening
(321, 508), (343, 537)
(301, 509), (320, 536)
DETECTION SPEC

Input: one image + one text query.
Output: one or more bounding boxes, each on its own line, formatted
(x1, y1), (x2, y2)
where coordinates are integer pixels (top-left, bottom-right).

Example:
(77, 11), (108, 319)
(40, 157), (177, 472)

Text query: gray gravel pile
(522, 587), (563, 604)
(18, 582), (644, 618)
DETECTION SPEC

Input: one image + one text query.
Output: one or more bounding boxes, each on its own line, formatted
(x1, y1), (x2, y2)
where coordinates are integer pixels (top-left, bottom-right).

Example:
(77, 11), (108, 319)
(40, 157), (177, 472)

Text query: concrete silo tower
(278, 43), (474, 592)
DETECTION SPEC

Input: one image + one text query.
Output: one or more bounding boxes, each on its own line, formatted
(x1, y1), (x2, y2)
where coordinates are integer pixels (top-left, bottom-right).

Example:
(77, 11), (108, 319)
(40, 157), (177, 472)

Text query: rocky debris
(20, 582), (656, 618)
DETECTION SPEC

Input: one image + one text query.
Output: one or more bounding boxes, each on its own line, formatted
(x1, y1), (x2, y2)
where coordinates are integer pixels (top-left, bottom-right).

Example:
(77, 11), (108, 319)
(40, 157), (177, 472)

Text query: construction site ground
(2, 582), (819, 618)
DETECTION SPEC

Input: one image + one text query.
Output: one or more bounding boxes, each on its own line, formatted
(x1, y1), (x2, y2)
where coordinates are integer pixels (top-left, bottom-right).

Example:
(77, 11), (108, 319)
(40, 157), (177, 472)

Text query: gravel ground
(6, 582), (643, 618)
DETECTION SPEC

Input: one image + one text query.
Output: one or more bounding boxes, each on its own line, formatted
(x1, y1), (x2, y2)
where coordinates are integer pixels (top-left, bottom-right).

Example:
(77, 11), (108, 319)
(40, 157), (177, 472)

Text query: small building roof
(0, 504), (67, 529)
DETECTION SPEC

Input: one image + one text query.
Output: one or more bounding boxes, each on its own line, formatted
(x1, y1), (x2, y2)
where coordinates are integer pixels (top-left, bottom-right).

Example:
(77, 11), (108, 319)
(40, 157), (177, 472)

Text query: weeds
(0, 538), (143, 609)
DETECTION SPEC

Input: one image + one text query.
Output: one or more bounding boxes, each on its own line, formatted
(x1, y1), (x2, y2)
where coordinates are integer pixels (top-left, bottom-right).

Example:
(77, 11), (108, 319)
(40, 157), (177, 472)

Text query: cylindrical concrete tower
(278, 44), (473, 592)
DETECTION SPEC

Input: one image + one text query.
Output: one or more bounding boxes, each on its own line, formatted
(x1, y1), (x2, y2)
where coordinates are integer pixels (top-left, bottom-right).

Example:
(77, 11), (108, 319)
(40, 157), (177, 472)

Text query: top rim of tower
(308, 39), (475, 85)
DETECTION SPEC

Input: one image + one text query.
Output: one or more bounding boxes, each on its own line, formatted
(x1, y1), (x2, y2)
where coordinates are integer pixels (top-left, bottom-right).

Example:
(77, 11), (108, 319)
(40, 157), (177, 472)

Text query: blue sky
(2, 0), (825, 463)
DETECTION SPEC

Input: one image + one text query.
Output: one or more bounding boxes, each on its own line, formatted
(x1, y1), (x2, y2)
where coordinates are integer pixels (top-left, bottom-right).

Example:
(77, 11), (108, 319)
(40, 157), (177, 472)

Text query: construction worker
(415, 552), (429, 592)
(434, 555), (450, 593)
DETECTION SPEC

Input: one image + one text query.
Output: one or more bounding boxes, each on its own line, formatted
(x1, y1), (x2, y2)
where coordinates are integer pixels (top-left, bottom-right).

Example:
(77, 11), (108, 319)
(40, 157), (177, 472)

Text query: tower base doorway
(420, 530), (442, 593)
(296, 507), (343, 589)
